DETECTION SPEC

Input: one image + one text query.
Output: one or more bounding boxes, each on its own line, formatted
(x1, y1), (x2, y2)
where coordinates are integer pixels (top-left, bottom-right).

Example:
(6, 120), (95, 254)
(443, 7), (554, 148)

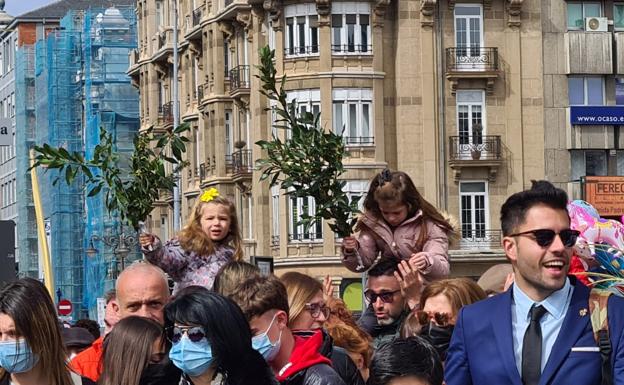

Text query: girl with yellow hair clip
(139, 188), (243, 294)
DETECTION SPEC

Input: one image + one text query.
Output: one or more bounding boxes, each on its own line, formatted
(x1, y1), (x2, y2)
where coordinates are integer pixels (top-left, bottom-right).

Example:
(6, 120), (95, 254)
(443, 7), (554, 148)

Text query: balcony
(128, 49), (140, 76)
(152, 29), (174, 63)
(199, 163), (207, 180)
(185, 6), (204, 41)
(230, 149), (253, 177)
(229, 65), (250, 97)
(448, 135), (503, 182)
(218, 0), (251, 20)
(566, 31), (612, 74)
(455, 229), (503, 250)
(157, 101), (174, 127)
(445, 47), (499, 94)
(344, 136), (375, 146)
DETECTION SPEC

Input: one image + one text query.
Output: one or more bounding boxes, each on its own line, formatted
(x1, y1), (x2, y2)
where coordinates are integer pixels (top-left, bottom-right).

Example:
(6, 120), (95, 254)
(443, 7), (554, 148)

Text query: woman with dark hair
(368, 337), (443, 385)
(99, 316), (181, 385)
(0, 278), (95, 385)
(165, 286), (277, 385)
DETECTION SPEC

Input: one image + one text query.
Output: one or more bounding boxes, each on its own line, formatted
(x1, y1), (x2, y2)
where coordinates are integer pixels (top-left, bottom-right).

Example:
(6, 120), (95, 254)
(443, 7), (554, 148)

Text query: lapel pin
(579, 308), (588, 317)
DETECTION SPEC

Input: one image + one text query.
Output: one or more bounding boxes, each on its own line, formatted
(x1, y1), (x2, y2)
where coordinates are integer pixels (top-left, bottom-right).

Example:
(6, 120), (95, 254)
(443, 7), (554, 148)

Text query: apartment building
(131, 0), (546, 307)
(543, 1), (624, 222)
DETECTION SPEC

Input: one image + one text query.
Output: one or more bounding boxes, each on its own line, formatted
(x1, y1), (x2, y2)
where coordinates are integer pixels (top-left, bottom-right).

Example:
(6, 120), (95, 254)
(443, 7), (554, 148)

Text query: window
(455, 5), (482, 54)
(571, 150), (608, 180)
(285, 4), (319, 56)
(567, 2), (601, 30)
(224, 39), (230, 77)
(193, 125), (200, 177)
(155, 0), (163, 26)
(459, 182), (489, 242)
(344, 180), (368, 211)
(333, 89), (373, 145)
(225, 109), (233, 158)
(160, 215), (169, 241)
(286, 90), (321, 138)
(289, 196), (322, 241)
(332, 2), (371, 54)
(568, 76), (604, 105)
(271, 186), (280, 245)
(456, 90), (485, 146)
(616, 3), (624, 30)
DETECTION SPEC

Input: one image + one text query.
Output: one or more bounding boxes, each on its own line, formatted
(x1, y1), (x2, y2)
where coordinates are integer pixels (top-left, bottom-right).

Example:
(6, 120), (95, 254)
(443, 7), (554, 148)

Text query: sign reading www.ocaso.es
(570, 106), (624, 125)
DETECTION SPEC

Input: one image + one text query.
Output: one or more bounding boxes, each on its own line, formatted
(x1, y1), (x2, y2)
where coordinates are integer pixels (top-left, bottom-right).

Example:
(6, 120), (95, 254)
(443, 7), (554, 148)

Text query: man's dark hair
(228, 274), (290, 321)
(368, 258), (398, 278)
(73, 318), (101, 339)
(368, 336), (444, 385)
(500, 180), (569, 236)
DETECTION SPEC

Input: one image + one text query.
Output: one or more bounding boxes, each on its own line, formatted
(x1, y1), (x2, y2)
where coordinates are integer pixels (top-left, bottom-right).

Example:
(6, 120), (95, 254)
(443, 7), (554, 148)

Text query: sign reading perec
(583, 176), (624, 217)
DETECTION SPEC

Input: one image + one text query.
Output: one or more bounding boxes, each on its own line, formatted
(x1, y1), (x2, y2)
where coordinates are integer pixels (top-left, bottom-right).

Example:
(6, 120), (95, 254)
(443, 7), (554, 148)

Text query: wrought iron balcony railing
(192, 7), (203, 26)
(449, 135), (501, 161)
(285, 45), (320, 56)
(288, 233), (323, 242)
(229, 65), (250, 92)
(332, 44), (372, 54)
(344, 136), (374, 146)
(231, 150), (253, 175)
(199, 163), (206, 180)
(457, 229), (503, 250)
(157, 101), (174, 125)
(446, 47), (499, 72)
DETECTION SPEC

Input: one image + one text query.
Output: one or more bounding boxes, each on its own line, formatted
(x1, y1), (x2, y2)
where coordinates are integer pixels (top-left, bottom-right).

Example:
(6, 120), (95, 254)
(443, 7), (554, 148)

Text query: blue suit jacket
(445, 280), (624, 385)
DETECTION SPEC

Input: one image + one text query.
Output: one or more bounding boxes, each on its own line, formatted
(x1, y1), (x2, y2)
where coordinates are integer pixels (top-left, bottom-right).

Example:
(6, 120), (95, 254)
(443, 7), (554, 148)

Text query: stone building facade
(130, 0), (546, 300)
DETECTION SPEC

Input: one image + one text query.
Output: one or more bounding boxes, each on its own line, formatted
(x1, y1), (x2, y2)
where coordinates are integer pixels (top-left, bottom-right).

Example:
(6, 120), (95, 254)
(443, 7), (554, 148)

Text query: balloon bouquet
(568, 200), (624, 295)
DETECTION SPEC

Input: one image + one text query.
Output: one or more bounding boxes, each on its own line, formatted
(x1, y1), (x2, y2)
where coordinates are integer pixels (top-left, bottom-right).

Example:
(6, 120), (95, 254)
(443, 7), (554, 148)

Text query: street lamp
(86, 229), (138, 278)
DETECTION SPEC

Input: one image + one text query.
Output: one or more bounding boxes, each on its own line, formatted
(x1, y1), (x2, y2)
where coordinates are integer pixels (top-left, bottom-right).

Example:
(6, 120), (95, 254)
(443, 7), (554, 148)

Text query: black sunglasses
(508, 229), (580, 248)
(167, 326), (206, 344)
(364, 290), (400, 304)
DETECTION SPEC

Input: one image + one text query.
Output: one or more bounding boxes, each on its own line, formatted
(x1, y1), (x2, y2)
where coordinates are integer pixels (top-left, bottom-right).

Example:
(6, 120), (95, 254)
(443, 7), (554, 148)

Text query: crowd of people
(1, 169), (622, 385)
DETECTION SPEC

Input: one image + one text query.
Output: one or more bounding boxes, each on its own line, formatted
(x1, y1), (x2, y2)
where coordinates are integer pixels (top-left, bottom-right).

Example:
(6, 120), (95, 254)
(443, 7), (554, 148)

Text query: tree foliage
(31, 124), (190, 230)
(255, 46), (358, 237)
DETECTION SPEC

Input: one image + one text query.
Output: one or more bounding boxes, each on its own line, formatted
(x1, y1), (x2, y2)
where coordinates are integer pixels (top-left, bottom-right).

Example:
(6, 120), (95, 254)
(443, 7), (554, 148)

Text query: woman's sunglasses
(508, 229), (580, 248)
(167, 326), (207, 344)
(305, 303), (331, 319)
(416, 311), (451, 327)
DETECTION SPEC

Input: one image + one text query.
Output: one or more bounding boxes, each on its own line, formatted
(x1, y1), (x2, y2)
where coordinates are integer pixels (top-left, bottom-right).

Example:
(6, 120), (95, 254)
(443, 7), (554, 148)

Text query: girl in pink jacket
(342, 169), (454, 280)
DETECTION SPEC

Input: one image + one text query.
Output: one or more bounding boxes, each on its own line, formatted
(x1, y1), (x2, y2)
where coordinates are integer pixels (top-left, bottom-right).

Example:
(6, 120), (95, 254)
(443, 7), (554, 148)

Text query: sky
(5, 0), (55, 17)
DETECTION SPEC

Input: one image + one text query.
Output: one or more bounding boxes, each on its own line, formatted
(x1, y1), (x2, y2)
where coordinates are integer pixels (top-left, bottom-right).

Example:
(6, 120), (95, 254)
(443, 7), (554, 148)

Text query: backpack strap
(589, 288), (613, 385)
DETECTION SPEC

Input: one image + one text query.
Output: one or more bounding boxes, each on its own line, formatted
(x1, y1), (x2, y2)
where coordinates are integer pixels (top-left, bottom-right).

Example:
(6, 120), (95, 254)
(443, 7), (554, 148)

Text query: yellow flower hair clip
(200, 188), (220, 202)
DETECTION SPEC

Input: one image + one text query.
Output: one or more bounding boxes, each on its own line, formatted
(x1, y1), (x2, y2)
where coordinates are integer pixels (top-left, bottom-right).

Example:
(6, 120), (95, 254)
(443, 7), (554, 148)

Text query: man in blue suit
(445, 180), (624, 385)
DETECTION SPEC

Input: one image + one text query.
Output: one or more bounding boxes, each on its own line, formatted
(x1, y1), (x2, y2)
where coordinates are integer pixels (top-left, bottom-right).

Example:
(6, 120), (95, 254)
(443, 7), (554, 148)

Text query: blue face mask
(169, 334), (213, 377)
(0, 339), (39, 373)
(251, 313), (282, 362)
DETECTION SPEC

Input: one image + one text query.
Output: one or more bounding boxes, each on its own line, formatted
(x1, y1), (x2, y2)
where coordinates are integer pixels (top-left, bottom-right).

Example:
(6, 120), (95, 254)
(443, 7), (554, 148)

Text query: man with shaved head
(71, 261), (171, 381)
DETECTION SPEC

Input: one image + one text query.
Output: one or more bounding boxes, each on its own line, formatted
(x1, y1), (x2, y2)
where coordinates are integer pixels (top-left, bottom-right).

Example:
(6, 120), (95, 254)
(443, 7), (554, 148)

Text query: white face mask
(251, 313), (282, 362)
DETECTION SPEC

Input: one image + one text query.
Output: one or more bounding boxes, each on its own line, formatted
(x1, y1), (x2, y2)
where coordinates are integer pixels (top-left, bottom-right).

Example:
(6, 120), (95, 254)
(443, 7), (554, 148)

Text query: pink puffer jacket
(341, 210), (450, 279)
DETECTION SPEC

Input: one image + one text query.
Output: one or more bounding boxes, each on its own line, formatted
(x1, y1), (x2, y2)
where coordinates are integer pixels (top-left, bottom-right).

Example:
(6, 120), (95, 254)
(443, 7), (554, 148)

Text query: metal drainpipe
(436, 4), (448, 210)
(172, 0), (181, 231)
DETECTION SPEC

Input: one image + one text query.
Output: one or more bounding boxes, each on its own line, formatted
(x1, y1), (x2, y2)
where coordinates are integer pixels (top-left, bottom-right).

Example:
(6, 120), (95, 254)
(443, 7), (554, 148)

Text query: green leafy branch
(255, 46), (359, 237)
(31, 124), (190, 230)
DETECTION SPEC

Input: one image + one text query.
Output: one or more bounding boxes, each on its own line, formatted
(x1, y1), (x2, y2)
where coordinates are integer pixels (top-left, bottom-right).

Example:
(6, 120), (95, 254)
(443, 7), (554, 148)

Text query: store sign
(584, 176), (624, 217)
(570, 106), (624, 125)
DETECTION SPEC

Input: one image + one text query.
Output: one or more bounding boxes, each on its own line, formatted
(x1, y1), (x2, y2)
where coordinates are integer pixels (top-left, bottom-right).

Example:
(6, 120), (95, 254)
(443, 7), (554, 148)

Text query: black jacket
(293, 330), (365, 385)
(280, 361), (346, 385)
